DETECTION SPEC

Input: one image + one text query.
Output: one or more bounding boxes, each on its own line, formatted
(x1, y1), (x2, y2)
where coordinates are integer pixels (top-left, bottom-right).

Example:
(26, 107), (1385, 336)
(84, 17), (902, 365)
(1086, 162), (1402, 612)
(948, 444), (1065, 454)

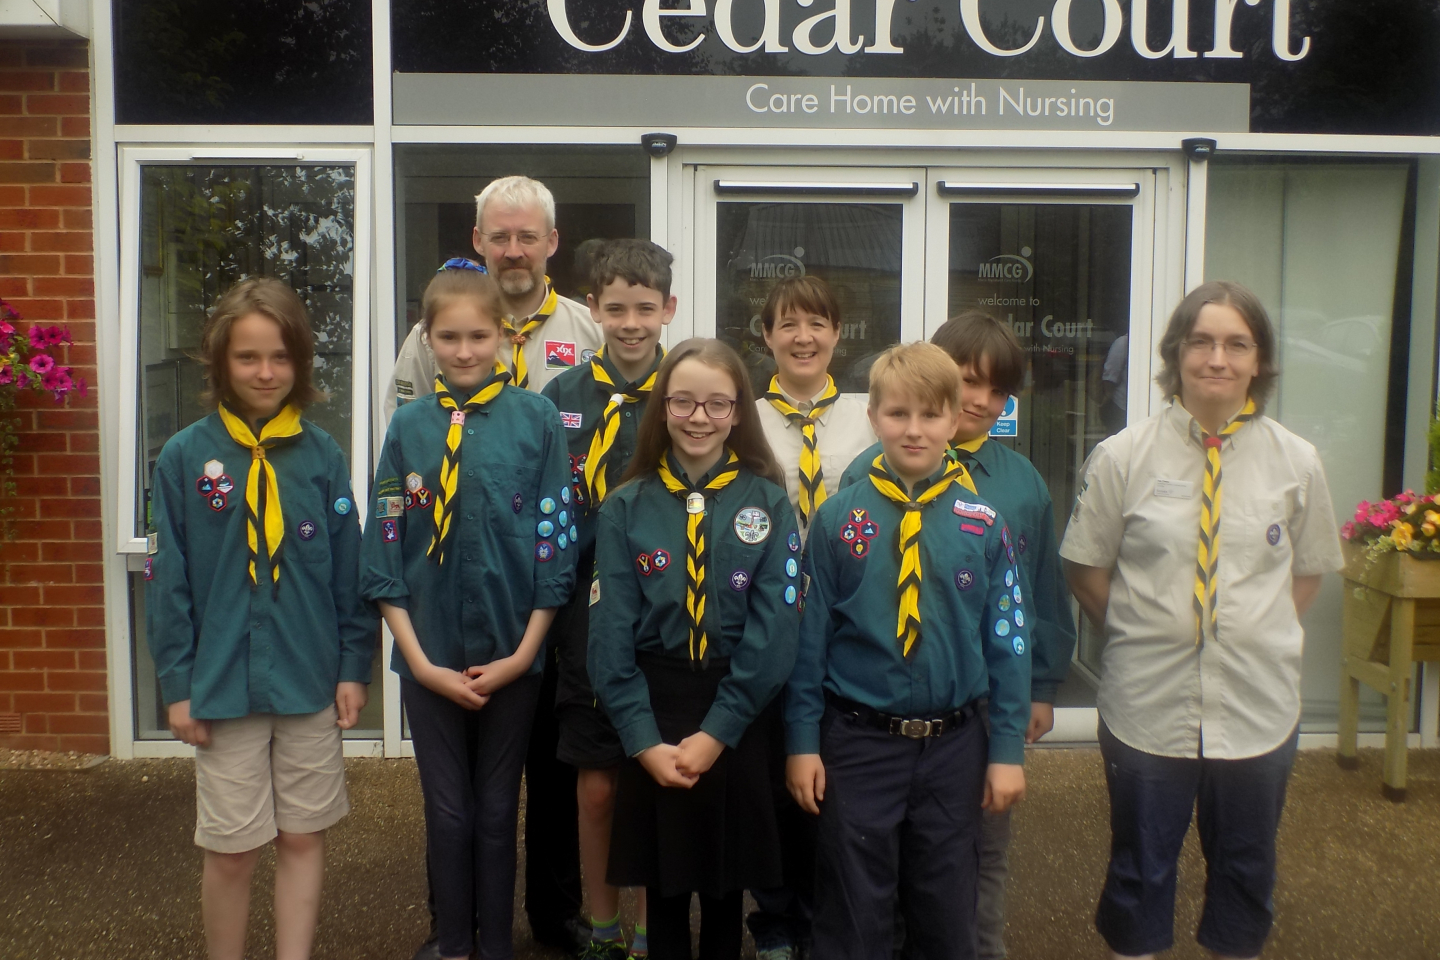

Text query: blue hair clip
(437, 258), (487, 274)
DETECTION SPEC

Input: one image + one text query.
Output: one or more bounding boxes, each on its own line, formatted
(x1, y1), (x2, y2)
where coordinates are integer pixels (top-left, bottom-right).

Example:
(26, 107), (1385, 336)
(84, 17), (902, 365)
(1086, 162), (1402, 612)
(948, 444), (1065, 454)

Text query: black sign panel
(392, 0), (1440, 135)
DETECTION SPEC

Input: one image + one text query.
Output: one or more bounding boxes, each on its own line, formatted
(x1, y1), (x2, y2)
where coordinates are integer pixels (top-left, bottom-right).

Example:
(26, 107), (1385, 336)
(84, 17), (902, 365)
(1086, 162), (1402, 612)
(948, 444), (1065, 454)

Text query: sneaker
(756, 946), (798, 960)
(577, 939), (628, 960)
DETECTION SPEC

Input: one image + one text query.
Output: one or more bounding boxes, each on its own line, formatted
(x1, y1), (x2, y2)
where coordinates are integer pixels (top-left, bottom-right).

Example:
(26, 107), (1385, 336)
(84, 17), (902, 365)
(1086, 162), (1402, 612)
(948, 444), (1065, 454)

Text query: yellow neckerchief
(867, 453), (972, 659)
(217, 402), (304, 590)
(583, 345), (663, 505)
(656, 449), (741, 666)
(500, 279), (559, 391)
(943, 442), (982, 494)
(951, 434), (988, 465)
(1193, 397), (1257, 646)
(762, 375), (841, 528)
(429, 364), (510, 564)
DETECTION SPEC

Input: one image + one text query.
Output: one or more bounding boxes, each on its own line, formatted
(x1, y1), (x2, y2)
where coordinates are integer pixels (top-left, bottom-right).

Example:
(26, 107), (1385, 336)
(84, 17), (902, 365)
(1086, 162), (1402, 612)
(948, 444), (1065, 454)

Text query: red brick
(7, 519), (69, 539)
(58, 207), (87, 230)
(8, 562), (73, 584)
(35, 409), (96, 430)
(0, 207), (60, 229)
(26, 46), (87, 68)
(13, 691), (75, 713)
(65, 344), (94, 364)
(5, 298), (62, 318)
(55, 734), (109, 755)
(74, 607), (103, 627)
(72, 563), (101, 584)
(66, 433), (96, 454)
(72, 519), (101, 540)
(67, 475), (100, 497)
(10, 476), (49, 497)
(26, 94), (88, 116)
(2, 542), (40, 563)
(30, 275), (91, 297)
(0, 162), (55, 184)
(2, 498), (36, 519)
(17, 431), (67, 452)
(0, 733), (60, 750)
(0, 139), (22, 160)
(0, 115), (56, 137)
(47, 670), (105, 692)
(29, 231), (90, 253)
(0, 231), (23, 251)
(0, 276), (28, 296)
(12, 650), (74, 670)
(65, 298), (93, 320)
(77, 691), (107, 710)
(59, 116), (88, 138)
(0, 71), (55, 92)
(40, 540), (99, 562)
(24, 712), (47, 733)
(42, 628), (104, 649)
(0, 629), (43, 650)
(48, 712), (108, 734)
(0, 253), (59, 274)
(0, 184), (25, 203)
(58, 162), (89, 183)
(0, 94), (22, 114)
(27, 138), (89, 161)
(28, 184), (87, 206)
(0, 671), (45, 692)
(10, 606), (73, 627)
(36, 453), (94, 475)
(63, 252), (91, 274)
(0, 585), (42, 606)
(39, 498), (98, 520)
(41, 585), (102, 606)
(58, 72), (88, 94)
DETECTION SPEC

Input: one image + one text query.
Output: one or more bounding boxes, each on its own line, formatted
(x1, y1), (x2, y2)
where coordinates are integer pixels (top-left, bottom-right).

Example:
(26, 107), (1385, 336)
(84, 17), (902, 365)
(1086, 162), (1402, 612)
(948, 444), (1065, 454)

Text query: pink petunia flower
(1354, 502), (1371, 523)
(27, 325), (46, 349)
(28, 353), (54, 374)
(0, 364), (12, 386)
(40, 326), (69, 347)
(1341, 521), (1356, 540)
(41, 367), (71, 394)
(0, 319), (13, 338)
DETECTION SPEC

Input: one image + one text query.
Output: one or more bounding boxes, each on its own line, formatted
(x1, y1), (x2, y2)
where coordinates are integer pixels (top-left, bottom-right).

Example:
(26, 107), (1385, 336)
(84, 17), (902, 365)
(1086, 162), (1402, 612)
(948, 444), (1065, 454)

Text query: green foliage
(1427, 404), (1440, 495)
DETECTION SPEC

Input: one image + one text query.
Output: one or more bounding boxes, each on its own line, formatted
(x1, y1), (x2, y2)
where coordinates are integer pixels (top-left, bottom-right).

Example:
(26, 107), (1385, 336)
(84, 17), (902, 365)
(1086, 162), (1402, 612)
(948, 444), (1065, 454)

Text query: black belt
(826, 692), (978, 739)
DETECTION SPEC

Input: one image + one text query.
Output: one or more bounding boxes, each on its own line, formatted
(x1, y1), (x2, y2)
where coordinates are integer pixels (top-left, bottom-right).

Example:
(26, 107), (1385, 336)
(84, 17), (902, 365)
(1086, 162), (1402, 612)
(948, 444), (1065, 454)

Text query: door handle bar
(937, 181), (1139, 199)
(714, 180), (920, 197)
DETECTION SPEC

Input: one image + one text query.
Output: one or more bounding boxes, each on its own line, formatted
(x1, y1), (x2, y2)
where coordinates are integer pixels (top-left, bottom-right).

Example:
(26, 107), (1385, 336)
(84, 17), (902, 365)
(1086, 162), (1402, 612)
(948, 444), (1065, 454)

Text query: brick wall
(0, 40), (105, 755)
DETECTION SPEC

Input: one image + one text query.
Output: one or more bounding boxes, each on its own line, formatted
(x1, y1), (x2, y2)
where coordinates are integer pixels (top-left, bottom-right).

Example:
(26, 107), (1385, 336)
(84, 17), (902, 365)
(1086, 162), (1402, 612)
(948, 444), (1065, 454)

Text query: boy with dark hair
(788, 340), (1029, 960)
(839, 311), (1076, 960)
(542, 237), (676, 959)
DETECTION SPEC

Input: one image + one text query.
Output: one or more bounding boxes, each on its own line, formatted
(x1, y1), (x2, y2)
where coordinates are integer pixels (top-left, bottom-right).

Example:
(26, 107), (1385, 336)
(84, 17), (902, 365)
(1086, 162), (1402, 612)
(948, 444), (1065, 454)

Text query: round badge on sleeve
(784, 585), (797, 605)
(1014, 609), (1025, 628)
(298, 520), (318, 541)
(512, 494), (524, 514)
(787, 531), (800, 552)
(333, 497), (352, 516)
(559, 510), (569, 527)
(569, 525), (578, 541)
(538, 520), (554, 537)
(1267, 523), (1282, 546)
(955, 569), (975, 591)
(1005, 569), (1014, 588)
(995, 619), (1010, 637)
(558, 533), (569, 550)
(733, 507), (772, 544)
(536, 541), (555, 562)
(540, 497), (557, 515)
(785, 558), (798, 578)
(730, 569), (751, 591)
(1012, 636), (1026, 656)
(999, 595), (1011, 612)
(561, 486), (571, 505)
(1014, 585), (1022, 604)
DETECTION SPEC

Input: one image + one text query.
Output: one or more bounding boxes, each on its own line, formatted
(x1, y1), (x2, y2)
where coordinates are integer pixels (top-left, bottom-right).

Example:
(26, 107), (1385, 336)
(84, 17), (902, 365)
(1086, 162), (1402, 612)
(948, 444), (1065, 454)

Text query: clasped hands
(418, 655), (528, 710)
(637, 731), (725, 789)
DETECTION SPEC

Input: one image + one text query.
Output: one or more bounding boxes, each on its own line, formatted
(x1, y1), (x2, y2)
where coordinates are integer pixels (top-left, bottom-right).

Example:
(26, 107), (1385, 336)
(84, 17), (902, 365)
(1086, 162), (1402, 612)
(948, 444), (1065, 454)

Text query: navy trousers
(1095, 719), (1299, 958)
(812, 705), (988, 960)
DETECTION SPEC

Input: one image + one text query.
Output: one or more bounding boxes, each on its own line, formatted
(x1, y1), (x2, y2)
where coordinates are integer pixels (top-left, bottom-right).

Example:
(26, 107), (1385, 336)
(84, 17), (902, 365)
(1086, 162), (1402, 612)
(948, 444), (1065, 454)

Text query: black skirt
(606, 652), (783, 898)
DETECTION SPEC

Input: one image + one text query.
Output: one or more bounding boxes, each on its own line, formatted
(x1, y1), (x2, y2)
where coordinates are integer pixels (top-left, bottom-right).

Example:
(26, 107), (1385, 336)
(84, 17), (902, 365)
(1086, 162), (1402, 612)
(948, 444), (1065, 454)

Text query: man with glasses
(387, 176), (601, 960)
(385, 175), (605, 415)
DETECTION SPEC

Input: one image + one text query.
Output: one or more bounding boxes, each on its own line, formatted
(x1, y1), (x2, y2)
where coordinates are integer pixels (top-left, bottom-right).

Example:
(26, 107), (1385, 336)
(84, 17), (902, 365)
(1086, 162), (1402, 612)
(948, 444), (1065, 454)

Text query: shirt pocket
(488, 460), (545, 541)
(1225, 497), (1288, 575)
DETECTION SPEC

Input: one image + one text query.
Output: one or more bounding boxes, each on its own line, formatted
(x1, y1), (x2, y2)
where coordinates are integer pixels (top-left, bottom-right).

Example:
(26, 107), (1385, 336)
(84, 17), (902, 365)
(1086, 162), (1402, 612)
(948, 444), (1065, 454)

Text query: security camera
(641, 133), (678, 158)
(1181, 137), (1217, 162)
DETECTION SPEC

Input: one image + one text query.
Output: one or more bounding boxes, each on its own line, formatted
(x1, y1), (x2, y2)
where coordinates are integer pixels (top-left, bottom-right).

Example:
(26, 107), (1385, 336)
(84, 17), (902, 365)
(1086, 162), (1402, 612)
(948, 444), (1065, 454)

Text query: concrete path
(1, 747), (1437, 959)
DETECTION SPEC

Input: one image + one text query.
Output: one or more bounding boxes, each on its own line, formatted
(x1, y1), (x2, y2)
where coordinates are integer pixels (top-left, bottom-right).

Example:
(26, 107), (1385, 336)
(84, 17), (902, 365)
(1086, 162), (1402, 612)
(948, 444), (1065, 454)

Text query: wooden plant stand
(1337, 542), (1440, 801)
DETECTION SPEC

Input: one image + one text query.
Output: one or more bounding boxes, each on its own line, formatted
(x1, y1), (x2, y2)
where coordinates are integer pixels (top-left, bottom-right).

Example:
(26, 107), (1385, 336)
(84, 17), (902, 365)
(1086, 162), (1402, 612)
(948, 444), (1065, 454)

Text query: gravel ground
(1, 747), (1437, 959)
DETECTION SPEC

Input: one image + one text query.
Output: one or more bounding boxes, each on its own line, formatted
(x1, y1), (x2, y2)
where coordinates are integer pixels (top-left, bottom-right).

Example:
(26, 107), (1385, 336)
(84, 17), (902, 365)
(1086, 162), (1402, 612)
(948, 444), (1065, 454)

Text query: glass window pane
(716, 202), (901, 394)
(113, 0), (373, 124)
(947, 202), (1132, 704)
(1206, 159), (1412, 732)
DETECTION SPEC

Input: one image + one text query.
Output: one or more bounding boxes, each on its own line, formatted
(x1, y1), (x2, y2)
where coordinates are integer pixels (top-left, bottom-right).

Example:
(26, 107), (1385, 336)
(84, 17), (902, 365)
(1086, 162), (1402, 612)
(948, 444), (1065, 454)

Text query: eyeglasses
(437, 258), (487, 274)
(482, 232), (546, 249)
(1182, 336), (1256, 358)
(665, 396), (737, 420)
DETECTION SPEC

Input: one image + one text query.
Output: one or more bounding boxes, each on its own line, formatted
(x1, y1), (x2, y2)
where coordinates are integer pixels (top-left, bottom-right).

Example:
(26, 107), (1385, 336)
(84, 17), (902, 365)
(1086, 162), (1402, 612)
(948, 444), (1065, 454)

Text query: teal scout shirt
(540, 347), (662, 557)
(145, 412), (374, 719)
(359, 379), (577, 680)
(839, 439), (1075, 703)
(588, 455), (802, 757)
(788, 462), (1031, 764)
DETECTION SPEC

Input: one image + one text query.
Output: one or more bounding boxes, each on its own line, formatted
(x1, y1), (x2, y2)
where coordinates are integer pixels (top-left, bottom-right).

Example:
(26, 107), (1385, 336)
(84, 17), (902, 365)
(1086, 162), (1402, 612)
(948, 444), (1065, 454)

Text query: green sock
(591, 914), (622, 943)
(630, 925), (647, 956)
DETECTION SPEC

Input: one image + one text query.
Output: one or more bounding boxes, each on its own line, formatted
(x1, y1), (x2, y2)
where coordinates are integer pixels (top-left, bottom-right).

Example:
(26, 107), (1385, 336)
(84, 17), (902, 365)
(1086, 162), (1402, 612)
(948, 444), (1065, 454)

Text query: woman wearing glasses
(587, 339), (800, 960)
(1060, 281), (1343, 960)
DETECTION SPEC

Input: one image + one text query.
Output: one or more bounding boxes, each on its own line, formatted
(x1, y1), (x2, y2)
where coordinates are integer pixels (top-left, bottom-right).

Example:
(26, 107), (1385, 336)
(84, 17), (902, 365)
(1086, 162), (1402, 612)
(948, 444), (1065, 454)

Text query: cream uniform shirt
(384, 291), (603, 418)
(755, 387), (877, 540)
(1060, 399), (1343, 760)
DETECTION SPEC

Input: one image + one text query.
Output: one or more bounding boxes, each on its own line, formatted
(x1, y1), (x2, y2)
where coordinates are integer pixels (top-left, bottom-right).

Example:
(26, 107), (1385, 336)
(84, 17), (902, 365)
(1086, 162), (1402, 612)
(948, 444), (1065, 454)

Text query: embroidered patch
(851, 539), (870, 559)
(333, 497), (352, 515)
(395, 378), (414, 397)
(1267, 523), (1282, 546)
(561, 411), (584, 429)
(536, 541), (555, 562)
(416, 488), (432, 509)
(952, 499), (997, 525)
(1007, 546), (1015, 563)
(580, 348), (597, 364)
(734, 507), (772, 544)
(960, 522), (985, 536)
(850, 508), (868, 524)
(652, 549), (671, 571)
(545, 340), (577, 369)
(1013, 585), (1022, 604)
(540, 497), (556, 515)
(376, 496), (404, 518)
(1018, 533), (1028, 554)
(558, 533), (569, 550)
(196, 476), (216, 496)
(569, 525), (578, 541)
(538, 520), (554, 537)
(784, 585), (798, 606)
(512, 493), (523, 514)
(217, 474), (234, 494)
(785, 558), (799, 578)
(298, 520), (318, 541)
(1012, 636), (1026, 656)
(208, 492), (227, 512)
(841, 524), (860, 543)
(730, 569), (751, 591)
(450, 410), (466, 426)
(955, 568), (975, 591)
(1000, 525), (1011, 546)
(1004, 570), (1014, 588)
(558, 510), (569, 527)
(568, 454), (588, 505)
(995, 619), (1011, 637)
(636, 552), (654, 575)
(406, 472), (424, 492)
(381, 519), (398, 542)
(999, 595), (1011, 612)
(787, 531), (800, 552)
(1014, 609), (1025, 628)
(561, 485), (571, 505)
(860, 520), (879, 539)
(146, 532), (158, 555)
(143, 558), (153, 580)
(589, 577), (601, 606)
(204, 459), (223, 479)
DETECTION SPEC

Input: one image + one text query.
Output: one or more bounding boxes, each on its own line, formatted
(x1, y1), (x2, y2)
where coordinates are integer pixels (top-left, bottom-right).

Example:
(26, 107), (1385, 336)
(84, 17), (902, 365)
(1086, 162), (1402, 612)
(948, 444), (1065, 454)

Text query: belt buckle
(899, 718), (930, 739)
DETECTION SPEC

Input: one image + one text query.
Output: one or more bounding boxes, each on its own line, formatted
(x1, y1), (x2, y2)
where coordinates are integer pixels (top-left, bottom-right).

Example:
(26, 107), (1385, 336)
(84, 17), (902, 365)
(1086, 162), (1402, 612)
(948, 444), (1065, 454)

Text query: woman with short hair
(1061, 280), (1343, 960)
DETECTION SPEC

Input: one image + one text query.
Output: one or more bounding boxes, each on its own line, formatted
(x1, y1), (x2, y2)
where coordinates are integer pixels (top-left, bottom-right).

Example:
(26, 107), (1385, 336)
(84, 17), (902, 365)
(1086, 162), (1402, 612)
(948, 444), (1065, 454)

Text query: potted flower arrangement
(1, 298), (89, 533)
(1340, 490), (1440, 597)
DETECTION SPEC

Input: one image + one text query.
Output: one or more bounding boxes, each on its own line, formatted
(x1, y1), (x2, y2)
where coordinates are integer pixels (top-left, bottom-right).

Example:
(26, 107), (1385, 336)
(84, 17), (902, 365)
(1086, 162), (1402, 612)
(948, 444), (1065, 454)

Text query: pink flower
(41, 367), (71, 394)
(0, 319), (13, 338)
(1355, 502), (1372, 523)
(74, 376), (87, 397)
(28, 353), (54, 375)
(27, 325), (46, 349)
(1341, 521), (1357, 540)
(41, 326), (69, 346)
(0, 364), (12, 386)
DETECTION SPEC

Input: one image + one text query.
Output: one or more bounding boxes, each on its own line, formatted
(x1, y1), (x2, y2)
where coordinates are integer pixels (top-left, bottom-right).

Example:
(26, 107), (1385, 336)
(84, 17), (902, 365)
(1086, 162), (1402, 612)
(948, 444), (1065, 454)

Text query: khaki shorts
(194, 705), (349, 853)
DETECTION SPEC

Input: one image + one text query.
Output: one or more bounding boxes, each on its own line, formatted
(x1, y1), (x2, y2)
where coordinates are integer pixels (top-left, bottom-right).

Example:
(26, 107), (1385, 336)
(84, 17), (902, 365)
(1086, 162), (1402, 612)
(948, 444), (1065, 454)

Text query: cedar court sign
(391, 0), (1440, 136)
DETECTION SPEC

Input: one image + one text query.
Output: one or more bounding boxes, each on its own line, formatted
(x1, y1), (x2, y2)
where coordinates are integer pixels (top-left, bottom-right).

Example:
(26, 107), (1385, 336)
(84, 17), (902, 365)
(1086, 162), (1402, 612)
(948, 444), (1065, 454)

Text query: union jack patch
(561, 411), (584, 429)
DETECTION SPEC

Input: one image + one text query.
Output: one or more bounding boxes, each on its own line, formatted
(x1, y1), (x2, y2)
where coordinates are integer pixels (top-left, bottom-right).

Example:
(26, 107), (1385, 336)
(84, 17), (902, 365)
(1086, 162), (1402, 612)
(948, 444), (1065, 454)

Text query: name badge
(1154, 479), (1194, 500)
